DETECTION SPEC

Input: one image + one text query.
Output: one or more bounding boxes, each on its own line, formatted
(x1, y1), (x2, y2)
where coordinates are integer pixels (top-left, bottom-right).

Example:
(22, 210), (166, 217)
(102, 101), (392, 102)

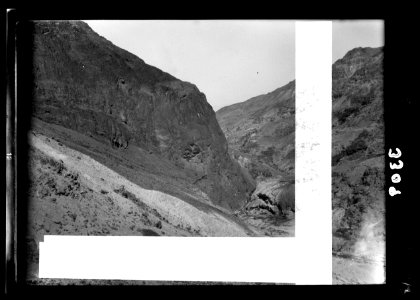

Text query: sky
(332, 20), (384, 63)
(85, 20), (383, 111)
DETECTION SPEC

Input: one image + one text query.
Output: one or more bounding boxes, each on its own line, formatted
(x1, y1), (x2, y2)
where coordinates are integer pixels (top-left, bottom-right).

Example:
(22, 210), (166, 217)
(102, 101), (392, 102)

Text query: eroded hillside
(25, 125), (257, 280)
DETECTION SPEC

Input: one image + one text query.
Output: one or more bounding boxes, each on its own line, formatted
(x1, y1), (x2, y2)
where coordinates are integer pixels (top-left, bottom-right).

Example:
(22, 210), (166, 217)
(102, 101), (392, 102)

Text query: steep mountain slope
(28, 20), (254, 210)
(331, 47), (384, 264)
(217, 47), (385, 268)
(216, 81), (295, 231)
(217, 81), (295, 180)
(216, 81), (295, 233)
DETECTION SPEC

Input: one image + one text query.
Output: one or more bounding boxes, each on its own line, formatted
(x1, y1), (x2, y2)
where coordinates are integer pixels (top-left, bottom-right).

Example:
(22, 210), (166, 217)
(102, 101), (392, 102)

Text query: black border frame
(3, 5), (418, 297)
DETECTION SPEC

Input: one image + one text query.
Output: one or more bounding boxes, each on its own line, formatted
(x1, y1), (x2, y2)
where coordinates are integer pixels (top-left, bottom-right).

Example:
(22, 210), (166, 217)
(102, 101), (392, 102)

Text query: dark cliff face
(29, 20), (254, 210)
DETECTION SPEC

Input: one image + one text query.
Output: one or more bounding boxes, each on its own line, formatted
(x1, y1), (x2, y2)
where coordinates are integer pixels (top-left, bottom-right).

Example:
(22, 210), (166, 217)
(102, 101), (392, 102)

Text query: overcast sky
(85, 20), (383, 111)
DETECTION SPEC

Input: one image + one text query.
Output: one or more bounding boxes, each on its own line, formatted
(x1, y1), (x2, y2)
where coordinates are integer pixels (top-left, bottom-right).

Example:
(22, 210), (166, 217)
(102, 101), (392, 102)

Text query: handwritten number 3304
(388, 148), (402, 196)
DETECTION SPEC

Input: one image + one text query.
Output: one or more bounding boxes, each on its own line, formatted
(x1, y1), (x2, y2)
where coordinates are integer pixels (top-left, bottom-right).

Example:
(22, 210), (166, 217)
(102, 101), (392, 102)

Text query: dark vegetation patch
(37, 154), (81, 198)
(334, 106), (360, 125)
(334, 84), (377, 125)
(259, 146), (275, 164)
(241, 140), (258, 154)
(140, 229), (160, 236)
(332, 130), (369, 165)
(113, 185), (166, 224)
(248, 162), (273, 178)
(113, 185), (147, 210)
(274, 123), (294, 138)
(349, 88), (375, 107)
(284, 148), (295, 160)
(155, 221), (162, 229)
(39, 156), (66, 174)
(332, 166), (384, 254)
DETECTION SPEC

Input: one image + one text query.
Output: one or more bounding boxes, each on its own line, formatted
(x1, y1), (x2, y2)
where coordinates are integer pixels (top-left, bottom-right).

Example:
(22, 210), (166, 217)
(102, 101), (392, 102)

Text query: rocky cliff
(29, 20), (254, 210)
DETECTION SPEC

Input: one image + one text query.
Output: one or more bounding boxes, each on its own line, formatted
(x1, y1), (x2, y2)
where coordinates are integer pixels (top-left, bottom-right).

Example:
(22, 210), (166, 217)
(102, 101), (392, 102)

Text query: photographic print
(9, 18), (384, 286)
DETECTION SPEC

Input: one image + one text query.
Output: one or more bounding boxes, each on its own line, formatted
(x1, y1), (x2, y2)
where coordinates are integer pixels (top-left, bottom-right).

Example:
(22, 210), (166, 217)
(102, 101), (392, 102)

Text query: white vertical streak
(295, 21), (332, 285)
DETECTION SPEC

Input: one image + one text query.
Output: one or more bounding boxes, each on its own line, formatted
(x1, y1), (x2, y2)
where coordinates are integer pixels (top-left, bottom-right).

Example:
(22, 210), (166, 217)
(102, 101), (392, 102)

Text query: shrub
(155, 221), (162, 229)
(284, 148), (295, 160)
(259, 146), (275, 163)
(241, 141), (258, 153)
(40, 156), (66, 174)
(332, 131), (369, 165)
(350, 88), (375, 106)
(113, 185), (147, 210)
(68, 213), (77, 222)
(140, 229), (160, 236)
(248, 163), (272, 179)
(334, 106), (359, 124)
(345, 136), (367, 156)
(274, 124), (295, 138)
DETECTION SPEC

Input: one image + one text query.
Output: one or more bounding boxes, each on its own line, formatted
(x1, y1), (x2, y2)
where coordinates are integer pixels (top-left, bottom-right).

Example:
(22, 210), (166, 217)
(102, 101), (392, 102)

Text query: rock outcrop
(28, 20), (254, 210)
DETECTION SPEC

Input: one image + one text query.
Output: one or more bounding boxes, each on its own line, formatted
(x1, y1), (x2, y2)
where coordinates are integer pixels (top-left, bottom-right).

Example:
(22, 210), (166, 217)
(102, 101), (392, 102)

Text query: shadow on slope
(30, 118), (254, 235)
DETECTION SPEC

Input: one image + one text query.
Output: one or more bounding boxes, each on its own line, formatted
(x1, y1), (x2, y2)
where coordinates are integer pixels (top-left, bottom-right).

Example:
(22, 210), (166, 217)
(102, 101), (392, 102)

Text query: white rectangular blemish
(39, 236), (296, 283)
(39, 21), (332, 284)
(295, 21), (332, 284)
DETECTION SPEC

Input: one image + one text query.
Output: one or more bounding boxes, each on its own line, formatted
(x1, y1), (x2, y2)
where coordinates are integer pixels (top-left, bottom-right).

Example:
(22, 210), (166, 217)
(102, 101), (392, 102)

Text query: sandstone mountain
(29, 20), (254, 211)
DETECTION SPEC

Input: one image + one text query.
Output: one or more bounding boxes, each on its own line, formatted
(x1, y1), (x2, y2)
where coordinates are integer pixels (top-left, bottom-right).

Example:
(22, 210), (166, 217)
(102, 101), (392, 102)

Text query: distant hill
(331, 47), (384, 261)
(216, 80), (295, 181)
(217, 47), (385, 259)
